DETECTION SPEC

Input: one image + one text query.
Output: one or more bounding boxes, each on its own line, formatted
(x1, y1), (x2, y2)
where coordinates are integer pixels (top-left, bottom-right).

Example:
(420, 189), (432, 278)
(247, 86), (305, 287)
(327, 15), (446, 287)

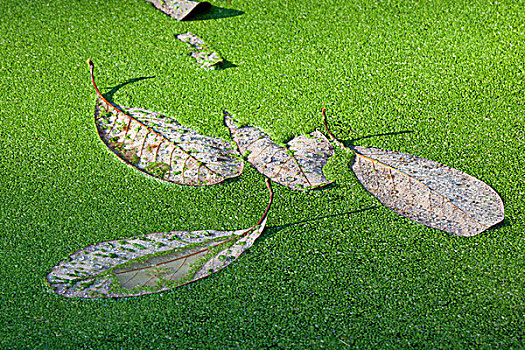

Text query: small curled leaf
(47, 179), (273, 298)
(225, 113), (334, 191)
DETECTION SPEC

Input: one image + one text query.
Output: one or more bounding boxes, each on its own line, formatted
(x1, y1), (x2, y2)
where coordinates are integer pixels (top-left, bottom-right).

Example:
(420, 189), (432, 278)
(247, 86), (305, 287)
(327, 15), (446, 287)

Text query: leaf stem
(240, 178), (273, 237)
(321, 108), (337, 141)
(321, 108), (351, 151)
(256, 178), (273, 227)
(88, 59), (124, 115)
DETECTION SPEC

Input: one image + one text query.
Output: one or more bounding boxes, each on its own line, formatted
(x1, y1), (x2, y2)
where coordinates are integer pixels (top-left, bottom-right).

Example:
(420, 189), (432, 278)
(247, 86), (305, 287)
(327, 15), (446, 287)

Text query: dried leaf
(224, 113), (334, 191)
(146, 0), (211, 21)
(89, 60), (242, 186)
(351, 146), (504, 236)
(176, 32), (223, 69)
(47, 179), (273, 298)
(322, 108), (504, 236)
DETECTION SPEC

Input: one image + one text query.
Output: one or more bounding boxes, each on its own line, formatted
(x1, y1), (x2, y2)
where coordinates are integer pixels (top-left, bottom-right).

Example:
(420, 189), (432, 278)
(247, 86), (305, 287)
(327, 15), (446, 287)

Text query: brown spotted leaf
(225, 113), (334, 191)
(352, 146), (504, 236)
(146, 0), (211, 21)
(89, 60), (242, 186)
(47, 180), (273, 298)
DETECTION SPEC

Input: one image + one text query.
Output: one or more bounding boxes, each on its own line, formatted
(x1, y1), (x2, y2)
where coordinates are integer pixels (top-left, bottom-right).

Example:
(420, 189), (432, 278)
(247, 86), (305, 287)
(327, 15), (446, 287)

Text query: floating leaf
(351, 147), (504, 236)
(176, 32), (223, 69)
(146, 0), (211, 21)
(89, 60), (242, 186)
(47, 179), (273, 298)
(322, 109), (505, 236)
(224, 113), (334, 191)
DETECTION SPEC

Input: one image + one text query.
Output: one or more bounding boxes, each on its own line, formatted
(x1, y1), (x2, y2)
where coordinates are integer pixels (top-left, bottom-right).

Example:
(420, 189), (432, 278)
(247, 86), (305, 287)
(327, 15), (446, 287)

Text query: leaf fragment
(176, 32), (223, 69)
(89, 60), (242, 186)
(146, 0), (211, 21)
(47, 179), (273, 298)
(225, 113), (334, 191)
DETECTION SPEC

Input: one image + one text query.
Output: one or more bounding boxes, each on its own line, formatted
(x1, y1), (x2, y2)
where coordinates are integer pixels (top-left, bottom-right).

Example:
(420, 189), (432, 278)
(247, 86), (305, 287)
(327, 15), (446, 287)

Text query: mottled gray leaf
(89, 60), (242, 186)
(146, 0), (211, 21)
(321, 108), (504, 236)
(47, 180), (273, 298)
(176, 32), (223, 69)
(225, 113), (334, 191)
(352, 146), (504, 236)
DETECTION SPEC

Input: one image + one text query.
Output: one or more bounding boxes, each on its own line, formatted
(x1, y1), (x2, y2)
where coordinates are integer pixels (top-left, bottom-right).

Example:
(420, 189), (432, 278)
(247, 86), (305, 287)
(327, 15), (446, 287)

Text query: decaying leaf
(322, 109), (505, 236)
(47, 179), (273, 298)
(176, 33), (223, 69)
(89, 60), (242, 186)
(146, 0), (211, 21)
(224, 113), (334, 191)
(351, 147), (504, 236)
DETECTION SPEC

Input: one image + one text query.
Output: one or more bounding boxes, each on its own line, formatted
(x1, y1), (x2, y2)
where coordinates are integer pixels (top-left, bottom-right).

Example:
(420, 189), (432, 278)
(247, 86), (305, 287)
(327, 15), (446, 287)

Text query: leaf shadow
(215, 59), (237, 70)
(262, 206), (381, 238)
(101, 76), (156, 107)
(185, 5), (245, 21)
(490, 217), (511, 231)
